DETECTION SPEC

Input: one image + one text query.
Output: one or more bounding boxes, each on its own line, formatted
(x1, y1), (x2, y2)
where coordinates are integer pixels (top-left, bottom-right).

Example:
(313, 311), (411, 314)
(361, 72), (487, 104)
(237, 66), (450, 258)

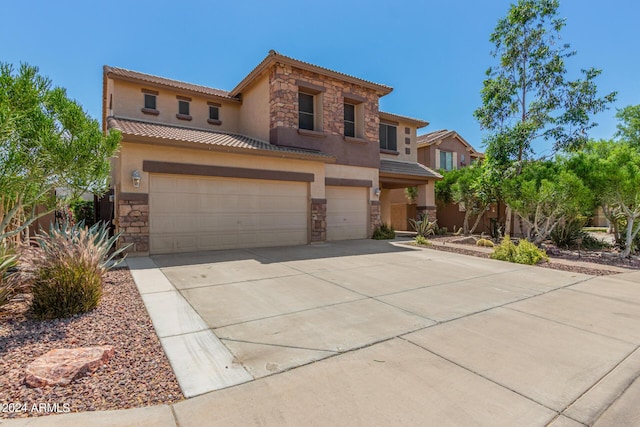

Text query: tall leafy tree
(569, 140), (640, 258)
(0, 63), (121, 242)
(615, 104), (640, 147)
(474, 0), (615, 234)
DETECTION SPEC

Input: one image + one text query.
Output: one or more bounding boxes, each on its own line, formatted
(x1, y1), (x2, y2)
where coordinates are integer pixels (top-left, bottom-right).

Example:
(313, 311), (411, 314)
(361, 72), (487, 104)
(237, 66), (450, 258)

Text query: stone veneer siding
(370, 201), (381, 236)
(311, 198), (327, 242)
(417, 205), (437, 224)
(118, 194), (149, 254)
(269, 63), (380, 141)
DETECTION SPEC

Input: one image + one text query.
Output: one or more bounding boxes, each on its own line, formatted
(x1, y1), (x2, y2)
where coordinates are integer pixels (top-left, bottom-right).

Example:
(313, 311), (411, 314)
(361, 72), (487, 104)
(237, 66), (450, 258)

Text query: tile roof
(231, 50), (393, 97)
(380, 159), (442, 179)
(416, 129), (484, 157)
(104, 66), (235, 100)
(107, 117), (334, 161)
(379, 111), (429, 128)
(416, 129), (454, 146)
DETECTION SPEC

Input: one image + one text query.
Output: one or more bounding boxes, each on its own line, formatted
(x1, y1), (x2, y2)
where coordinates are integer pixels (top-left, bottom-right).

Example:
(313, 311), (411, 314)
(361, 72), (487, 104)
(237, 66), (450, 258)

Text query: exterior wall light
(132, 169), (141, 188)
(374, 187), (381, 197)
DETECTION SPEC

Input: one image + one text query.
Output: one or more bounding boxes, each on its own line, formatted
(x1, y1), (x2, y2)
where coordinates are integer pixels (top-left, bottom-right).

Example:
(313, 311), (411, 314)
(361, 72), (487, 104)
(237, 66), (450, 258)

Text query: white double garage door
(149, 174), (368, 254)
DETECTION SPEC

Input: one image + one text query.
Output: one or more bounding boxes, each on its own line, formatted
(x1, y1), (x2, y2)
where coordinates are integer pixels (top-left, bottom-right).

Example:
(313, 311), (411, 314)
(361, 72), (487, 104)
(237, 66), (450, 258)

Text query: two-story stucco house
(103, 50), (440, 255)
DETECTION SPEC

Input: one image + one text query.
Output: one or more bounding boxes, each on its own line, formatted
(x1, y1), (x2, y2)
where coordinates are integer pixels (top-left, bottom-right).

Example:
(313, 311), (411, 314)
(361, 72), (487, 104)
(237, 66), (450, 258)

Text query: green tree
(615, 105), (640, 147)
(474, 0), (615, 233)
(569, 140), (640, 257)
(502, 160), (593, 245)
(435, 163), (497, 235)
(0, 63), (121, 242)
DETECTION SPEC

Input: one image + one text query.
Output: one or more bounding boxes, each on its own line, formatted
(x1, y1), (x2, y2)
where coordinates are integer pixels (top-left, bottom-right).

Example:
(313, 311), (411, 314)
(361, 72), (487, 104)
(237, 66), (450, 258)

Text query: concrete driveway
(123, 239), (640, 426)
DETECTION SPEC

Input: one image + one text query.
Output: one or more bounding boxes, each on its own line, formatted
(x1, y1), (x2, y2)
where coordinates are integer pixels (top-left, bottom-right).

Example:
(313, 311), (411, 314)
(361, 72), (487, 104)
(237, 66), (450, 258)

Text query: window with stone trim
(344, 103), (355, 137)
(298, 92), (315, 130)
(379, 123), (397, 151)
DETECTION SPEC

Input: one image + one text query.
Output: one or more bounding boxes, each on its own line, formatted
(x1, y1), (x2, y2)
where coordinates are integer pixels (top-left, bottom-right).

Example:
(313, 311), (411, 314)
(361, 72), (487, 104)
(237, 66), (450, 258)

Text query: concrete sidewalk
(3, 241), (639, 426)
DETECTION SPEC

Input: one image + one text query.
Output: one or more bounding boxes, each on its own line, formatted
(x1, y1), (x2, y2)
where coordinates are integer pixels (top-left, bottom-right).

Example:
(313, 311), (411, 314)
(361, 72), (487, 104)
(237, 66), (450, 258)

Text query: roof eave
(230, 51), (393, 97)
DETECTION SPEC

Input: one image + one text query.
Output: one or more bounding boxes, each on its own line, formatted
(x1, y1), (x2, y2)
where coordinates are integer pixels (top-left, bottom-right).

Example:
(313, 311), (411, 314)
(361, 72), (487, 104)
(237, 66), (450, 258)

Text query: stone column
(310, 198), (327, 243)
(117, 193), (149, 255)
(370, 200), (381, 236)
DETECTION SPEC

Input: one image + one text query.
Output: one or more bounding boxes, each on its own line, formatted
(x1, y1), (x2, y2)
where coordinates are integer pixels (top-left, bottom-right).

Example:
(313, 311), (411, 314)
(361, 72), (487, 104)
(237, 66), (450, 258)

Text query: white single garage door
(326, 186), (368, 241)
(149, 174), (309, 254)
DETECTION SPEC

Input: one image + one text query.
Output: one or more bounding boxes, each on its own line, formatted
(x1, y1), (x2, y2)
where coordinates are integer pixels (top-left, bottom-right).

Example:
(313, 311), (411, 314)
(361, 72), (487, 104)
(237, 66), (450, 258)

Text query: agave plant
(409, 217), (438, 238)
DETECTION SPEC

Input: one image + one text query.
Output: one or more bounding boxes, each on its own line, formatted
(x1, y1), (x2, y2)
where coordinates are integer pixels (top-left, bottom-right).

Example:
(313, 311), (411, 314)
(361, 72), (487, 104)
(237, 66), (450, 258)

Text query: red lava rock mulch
(0, 269), (184, 418)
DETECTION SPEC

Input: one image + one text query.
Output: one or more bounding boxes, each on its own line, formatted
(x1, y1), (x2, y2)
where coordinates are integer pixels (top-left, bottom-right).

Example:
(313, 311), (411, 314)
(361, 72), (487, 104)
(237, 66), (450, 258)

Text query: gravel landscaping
(0, 268), (184, 418)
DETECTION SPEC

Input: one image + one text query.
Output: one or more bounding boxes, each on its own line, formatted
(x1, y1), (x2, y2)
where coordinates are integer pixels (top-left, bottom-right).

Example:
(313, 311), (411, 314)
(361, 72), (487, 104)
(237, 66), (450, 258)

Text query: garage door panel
(150, 174), (309, 254)
(326, 186), (368, 241)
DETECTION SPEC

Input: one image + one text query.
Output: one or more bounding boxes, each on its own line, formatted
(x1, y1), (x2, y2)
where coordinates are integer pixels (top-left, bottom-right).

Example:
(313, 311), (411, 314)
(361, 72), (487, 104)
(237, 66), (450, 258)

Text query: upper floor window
(379, 123), (397, 151)
(440, 150), (454, 171)
(344, 103), (355, 137)
(209, 105), (219, 121)
(141, 89), (159, 115)
(176, 96), (192, 121)
(144, 93), (156, 110)
(298, 92), (315, 130)
(178, 100), (190, 115)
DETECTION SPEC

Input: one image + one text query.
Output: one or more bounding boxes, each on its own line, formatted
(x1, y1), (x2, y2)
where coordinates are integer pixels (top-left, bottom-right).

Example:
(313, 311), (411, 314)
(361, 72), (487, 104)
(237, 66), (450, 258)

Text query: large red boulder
(25, 346), (115, 387)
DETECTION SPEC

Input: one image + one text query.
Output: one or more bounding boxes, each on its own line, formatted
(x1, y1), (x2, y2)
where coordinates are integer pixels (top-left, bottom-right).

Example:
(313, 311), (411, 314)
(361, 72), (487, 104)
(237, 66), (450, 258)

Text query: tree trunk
(463, 211), (470, 235)
(469, 205), (487, 235)
(504, 205), (512, 237)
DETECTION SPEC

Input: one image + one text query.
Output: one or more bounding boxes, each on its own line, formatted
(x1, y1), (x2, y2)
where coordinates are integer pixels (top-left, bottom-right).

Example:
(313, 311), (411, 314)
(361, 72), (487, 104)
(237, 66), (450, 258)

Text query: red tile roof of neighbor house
(379, 159), (442, 180)
(106, 117), (335, 162)
(104, 66), (236, 100)
(230, 50), (394, 97)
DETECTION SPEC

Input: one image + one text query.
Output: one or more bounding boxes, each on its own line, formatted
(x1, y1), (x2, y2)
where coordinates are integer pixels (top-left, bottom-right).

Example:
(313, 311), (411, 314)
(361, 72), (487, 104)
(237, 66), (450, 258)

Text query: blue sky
(1, 1), (637, 155)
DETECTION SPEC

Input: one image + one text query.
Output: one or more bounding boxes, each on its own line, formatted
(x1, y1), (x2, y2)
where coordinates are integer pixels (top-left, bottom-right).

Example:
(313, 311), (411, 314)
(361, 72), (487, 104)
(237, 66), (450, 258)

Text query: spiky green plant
(409, 217), (438, 238)
(30, 221), (128, 319)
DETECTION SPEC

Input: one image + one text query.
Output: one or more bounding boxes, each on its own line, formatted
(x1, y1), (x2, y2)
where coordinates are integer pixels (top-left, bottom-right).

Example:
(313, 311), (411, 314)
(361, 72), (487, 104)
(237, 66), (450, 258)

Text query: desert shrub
(550, 218), (587, 248)
(514, 240), (549, 265)
(490, 236), (548, 265)
(409, 218), (438, 238)
(438, 227), (448, 235)
(372, 223), (396, 240)
(415, 235), (431, 246)
(30, 221), (127, 319)
(476, 238), (495, 247)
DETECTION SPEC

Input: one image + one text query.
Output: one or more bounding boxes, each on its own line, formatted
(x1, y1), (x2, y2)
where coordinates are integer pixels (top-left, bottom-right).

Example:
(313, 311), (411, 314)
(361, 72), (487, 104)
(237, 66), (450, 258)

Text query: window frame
(440, 150), (454, 171)
(298, 91), (316, 131)
(379, 122), (398, 151)
(344, 102), (356, 138)
(178, 100), (190, 116)
(144, 93), (156, 110)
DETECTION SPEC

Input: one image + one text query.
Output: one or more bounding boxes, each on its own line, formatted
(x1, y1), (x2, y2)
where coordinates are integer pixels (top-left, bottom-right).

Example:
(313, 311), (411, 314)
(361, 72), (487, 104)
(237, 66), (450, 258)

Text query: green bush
(490, 236), (548, 265)
(372, 223), (396, 240)
(414, 235), (431, 246)
(70, 199), (96, 227)
(30, 221), (127, 319)
(550, 218), (587, 248)
(514, 240), (549, 265)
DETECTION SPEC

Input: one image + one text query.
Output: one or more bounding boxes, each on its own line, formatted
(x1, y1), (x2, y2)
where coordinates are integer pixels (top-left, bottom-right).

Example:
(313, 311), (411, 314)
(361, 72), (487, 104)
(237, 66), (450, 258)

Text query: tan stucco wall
(109, 80), (241, 133)
(238, 73), (270, 142)
(114, 141), (326, 199)
(324, 164), (379, 201)
(416, 182), (436, 206)
(380, 189), (392, 225)
(379, 120), (419, 163)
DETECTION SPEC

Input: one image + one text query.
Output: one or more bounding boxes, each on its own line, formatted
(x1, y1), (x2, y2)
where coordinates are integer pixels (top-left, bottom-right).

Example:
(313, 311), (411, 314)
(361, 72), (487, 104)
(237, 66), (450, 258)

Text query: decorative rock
(25, 346), (114, 387)
(451, 236), (478, 245)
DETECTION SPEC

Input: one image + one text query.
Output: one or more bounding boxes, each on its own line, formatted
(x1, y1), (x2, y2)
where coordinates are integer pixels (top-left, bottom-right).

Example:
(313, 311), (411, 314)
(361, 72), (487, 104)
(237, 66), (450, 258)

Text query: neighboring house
(416, 130), (496, 234)
(103, 50), (441, 255)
